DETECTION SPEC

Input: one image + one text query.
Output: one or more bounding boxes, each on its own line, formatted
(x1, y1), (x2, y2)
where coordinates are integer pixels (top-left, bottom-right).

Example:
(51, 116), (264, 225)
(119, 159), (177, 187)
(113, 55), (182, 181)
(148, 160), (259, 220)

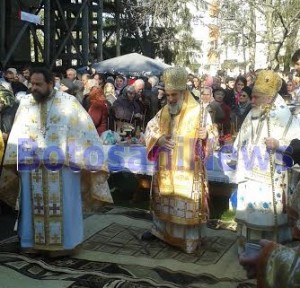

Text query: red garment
(218, 101), (232, 145)
(220, 102), (231, 125)
(88, 99), (108, 135)
(127, 79), (136, 85)
(235, 91), (241, 105)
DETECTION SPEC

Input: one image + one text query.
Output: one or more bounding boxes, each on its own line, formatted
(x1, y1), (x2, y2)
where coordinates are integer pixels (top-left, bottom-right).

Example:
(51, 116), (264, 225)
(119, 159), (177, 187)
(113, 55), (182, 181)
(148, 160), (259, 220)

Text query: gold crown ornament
(162, 67), (188, 91)
(252, 70), (282, 97)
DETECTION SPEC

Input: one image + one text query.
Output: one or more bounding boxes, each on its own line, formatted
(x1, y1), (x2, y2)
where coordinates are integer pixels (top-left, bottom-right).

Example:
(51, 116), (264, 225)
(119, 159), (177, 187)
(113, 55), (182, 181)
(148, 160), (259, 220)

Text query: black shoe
(141, 231), (157, 241)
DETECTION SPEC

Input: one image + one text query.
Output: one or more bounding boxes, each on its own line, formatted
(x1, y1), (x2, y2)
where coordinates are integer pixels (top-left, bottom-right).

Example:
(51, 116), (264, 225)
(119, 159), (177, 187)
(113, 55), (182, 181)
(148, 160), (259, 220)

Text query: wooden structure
(0, 0), (121, 71)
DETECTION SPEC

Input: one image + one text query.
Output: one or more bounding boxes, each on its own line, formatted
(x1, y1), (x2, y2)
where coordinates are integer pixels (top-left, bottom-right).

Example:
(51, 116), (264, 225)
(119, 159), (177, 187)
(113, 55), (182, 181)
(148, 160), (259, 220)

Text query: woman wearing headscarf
(114, 75), (127, 97)
(112, 85), (142, 123)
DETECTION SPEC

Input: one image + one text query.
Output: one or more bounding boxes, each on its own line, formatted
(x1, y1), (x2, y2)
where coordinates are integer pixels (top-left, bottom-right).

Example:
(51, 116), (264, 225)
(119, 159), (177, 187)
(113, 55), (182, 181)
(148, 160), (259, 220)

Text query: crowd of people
(1, 49), (300, 285)
(1, 60), (299, 146)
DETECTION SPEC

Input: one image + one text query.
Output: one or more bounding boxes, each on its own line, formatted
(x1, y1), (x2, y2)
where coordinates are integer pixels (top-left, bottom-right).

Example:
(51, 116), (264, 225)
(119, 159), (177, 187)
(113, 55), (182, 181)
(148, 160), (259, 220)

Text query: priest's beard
(32, 87), (52, 103)
(251, 106), (263, 118)
(168, 95), (184, 115)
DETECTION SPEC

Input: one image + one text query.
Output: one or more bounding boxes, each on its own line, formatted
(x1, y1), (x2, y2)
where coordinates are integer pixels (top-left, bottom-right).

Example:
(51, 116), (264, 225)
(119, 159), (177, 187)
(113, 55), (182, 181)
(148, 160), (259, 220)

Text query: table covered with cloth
(103, 144), (236, 183)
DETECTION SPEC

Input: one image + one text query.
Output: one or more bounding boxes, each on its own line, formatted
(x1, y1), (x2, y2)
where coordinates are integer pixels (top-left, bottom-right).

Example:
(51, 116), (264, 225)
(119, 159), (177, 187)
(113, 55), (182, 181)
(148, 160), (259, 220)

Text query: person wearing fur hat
(232, 70), (300, 254)
(142, 67), (216, 253)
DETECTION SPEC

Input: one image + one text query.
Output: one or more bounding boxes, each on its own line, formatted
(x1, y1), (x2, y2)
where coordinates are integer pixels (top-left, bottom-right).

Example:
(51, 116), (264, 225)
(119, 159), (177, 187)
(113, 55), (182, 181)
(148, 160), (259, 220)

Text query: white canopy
(92, 53), (170, 76)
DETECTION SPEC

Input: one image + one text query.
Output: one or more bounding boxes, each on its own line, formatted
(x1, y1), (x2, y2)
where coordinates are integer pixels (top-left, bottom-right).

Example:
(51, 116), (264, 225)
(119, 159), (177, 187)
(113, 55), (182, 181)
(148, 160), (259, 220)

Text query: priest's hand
(199, 127), (207, 140)
(157, 135), (175, 150)
(265, 137), (279, 150)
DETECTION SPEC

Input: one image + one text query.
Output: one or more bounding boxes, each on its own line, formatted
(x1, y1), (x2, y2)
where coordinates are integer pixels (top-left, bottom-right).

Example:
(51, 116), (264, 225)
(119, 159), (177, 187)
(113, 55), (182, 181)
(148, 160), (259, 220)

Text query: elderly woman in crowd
(112, 85), (143, 130)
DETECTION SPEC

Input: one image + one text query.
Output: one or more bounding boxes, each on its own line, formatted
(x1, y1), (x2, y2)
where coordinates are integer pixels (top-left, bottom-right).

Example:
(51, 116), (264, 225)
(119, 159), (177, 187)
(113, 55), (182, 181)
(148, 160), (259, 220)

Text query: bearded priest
(143, 67), (217, 254)
(0, 67), (113, 257)
(232, 70), (300, 254)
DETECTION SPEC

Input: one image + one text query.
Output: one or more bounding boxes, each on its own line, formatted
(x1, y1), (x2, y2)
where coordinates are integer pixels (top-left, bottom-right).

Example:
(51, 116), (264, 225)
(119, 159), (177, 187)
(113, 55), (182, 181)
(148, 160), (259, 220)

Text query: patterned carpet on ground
(0, 206), (255, 288)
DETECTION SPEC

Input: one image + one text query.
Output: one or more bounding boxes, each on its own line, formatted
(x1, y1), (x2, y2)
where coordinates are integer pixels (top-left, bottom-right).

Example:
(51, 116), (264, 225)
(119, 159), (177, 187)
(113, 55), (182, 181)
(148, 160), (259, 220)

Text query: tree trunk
(248, 3), (256, 71)
(265, 0), (275, 68)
